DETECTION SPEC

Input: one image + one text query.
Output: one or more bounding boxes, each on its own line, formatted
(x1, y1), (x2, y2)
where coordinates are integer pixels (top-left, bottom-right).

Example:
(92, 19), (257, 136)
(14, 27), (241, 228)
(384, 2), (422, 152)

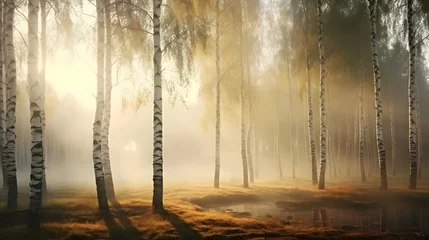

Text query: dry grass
(0, 179), (428, 239)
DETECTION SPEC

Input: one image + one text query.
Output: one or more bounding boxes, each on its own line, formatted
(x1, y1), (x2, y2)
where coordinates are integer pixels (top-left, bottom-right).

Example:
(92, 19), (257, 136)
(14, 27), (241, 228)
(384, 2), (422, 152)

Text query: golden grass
(1, 180), (428, 239)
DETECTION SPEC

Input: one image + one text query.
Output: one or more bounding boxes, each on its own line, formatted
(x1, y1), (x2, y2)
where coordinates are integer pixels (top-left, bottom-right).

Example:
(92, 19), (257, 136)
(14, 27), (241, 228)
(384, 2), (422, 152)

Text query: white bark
(40, 0), (47, 194)
(4, 0), (17, 209)
(286, 44), (295, 179)
(416, 87), (422, 179)
(407, 0), (418, 189)
(214, 0), (220, 188)
(102, 0), (116, 200)
(275, 88), (282, 179)
(317, 0), (327, 190)
(359, 77), (366, 182)
(152, 0), (164, 210)
(239, 0), (249, 188)
(387, 71), (397, 176)
(306, 48), (317, 185)
(345, 112), (351, 177)
(0, 0), (6, 190)
(246, 58), (254, 183)
(93, 0), (108, 210)
(368, 0), (387, 190)
(28, 0), (46, 214)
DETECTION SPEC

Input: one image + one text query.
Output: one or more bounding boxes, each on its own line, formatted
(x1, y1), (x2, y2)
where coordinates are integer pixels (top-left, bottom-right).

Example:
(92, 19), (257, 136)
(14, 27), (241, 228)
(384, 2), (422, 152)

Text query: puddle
(207, 202), (429, 235)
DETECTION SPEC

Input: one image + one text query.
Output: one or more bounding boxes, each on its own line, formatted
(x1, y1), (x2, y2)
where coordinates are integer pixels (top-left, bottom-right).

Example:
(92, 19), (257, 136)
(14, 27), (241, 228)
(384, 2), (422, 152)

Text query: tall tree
(102, 0), (116, 201)
(93, 0), (109, 211)
(317, 0), (327, 190)
(4, 0), (17, 209)
(238, 0), (249, 188)
(416, 87), (422, 179)
(359, 73), (367, 182)
(303, 2), (317, 185)
(387, 73), (396, 176)
(0, 0), (6, 190)
(28, 0), (46, 227)
(275, 76), (283, 179)
(368, 0), (387, 190)
(214, 0), (221, 188)
(152, 0), (164, 211)
(40, 0), (47, 195)
(407, 0), (418, 189)
(286, 38), (295, 179)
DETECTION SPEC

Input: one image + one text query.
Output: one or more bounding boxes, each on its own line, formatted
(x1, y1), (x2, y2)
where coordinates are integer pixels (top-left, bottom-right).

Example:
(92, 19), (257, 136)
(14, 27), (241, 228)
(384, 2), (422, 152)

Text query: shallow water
(208, 202), (429, 235)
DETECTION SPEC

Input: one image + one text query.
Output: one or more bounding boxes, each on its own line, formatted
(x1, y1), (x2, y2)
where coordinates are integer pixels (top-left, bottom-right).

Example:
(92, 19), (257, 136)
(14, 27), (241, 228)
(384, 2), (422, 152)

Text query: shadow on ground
(160, 209), (204, 240)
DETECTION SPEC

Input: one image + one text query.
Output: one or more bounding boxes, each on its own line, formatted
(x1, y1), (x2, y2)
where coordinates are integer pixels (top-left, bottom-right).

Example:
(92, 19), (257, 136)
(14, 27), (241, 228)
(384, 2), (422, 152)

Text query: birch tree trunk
(388, 76), (397, 176)
(275, 80), (283, 179)
(0, 0), (6, 190)
(345, 112), (351, 177)
(40, 0), (47, 195)
(317, 0), (327, 189)
(363, 93), (372, 177)
(287, 46), (295, 179)
(368, 0), (387, 190)
(102, 0), (116, 201)
(416, 87), (422, 179)
(28, 0), (46, 226)
(214, 0), (221, 188)
(239, 0), (249, 188)
(407, 0), (418, 190)
(306, 48), (317, 185)
(4, 0), (17, 209)
(152, 0), (164, 211)
(353, 110), (358, 175)
(246, 69), (254, 183)
(359, 77), (367, 182)
(93, 0), (109, 211)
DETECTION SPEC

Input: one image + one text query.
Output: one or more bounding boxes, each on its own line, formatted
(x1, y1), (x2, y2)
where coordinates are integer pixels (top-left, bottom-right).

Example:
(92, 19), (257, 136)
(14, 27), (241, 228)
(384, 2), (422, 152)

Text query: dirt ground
(0, 178), (428, 239)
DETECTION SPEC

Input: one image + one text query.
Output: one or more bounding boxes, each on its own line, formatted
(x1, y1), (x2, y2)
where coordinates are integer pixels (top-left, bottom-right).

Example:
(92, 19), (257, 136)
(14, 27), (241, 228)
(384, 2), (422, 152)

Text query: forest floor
(0, 177), (428, 239)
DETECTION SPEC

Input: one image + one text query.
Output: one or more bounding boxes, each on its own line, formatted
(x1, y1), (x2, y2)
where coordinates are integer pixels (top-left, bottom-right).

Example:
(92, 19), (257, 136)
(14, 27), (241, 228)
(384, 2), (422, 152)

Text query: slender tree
(368, 0), (387, 190)
(275, 77), (283, 179)
(93, 0), (109, 211)
(407, 0), (418, 189)
(303, 2), (317, 185)
(28, 0), (46, 227)
(359, 74), (367, 182)
(238, 0), (249, 188)
(152, 0), (164, 211)
(317, 0), (327, 190)
(416, 87), (422, 179)
(0, 0), (6, 191)
(40, 0), (47, 195)
(214, 0), (221, 188)
(286, 39), (295, 179)
(387, 73), (396, 176)
(4, 0), (17, 209)
(102, 0), (116, 201)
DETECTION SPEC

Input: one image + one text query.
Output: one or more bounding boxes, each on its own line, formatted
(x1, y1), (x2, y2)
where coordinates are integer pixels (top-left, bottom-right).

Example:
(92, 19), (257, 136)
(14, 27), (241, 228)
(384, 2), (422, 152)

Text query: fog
(2, 0), (429, 191)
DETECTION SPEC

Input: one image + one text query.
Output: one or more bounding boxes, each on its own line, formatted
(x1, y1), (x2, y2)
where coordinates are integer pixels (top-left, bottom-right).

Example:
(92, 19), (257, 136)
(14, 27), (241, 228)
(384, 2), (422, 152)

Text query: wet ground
(208, 202), (429, 236)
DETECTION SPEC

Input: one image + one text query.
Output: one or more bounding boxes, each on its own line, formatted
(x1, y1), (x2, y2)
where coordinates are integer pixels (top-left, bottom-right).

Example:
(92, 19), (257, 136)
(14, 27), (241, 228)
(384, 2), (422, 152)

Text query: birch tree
(0, 0), (5, 191)
(317, 0), (327, 190)
(214, 0), (221, 188)
(152, 0), (164, 211)
(4, 0), (18, 209)
(28, 0), (46, 226)
(387, 74), (396, 176)
(93, 0), (109, 211)
(40, 0), (47, 194)
(368, 0), (387, 190)
(359, 74), (366, 182)
(407, 0), (418, 189)
(102, 0), (116, 201)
